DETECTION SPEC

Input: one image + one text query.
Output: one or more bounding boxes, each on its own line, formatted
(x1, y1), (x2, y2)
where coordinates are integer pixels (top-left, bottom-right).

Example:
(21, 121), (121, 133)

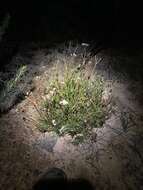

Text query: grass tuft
(39, 63), (106, 144)
(0, 65), (27, 112)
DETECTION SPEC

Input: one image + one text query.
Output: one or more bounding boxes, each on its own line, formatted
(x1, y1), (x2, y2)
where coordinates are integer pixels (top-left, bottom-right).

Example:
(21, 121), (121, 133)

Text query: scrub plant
(39, 62), (105, 144)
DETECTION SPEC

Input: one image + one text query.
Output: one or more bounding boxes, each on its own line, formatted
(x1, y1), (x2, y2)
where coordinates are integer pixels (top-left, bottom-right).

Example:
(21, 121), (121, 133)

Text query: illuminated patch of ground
(0, 44), (143, 190)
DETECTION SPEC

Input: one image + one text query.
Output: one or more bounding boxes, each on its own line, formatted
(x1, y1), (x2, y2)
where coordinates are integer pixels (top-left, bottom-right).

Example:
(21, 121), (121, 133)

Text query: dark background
(1, 0), (143, 45)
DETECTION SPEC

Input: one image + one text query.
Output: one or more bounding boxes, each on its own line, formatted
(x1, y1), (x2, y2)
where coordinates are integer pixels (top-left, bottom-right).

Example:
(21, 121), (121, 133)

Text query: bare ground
(0, 44), (143, 190)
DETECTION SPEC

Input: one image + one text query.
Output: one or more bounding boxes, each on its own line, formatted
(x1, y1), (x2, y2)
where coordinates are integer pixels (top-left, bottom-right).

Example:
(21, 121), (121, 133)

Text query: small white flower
(77, 76), (81, 80)
(49, 88), (56, 96)
(49, 90), (54, 96)
(75, 134), (84, 138)
(73, 53), (77, 57)
(35, 76), (40, 79)
(59, 99), (69, 106)
(88, 61), (92, 64)
(71, 53), (77, 57)
(81, 43), (89, 47)
(53, 88), (56, 91)
(52, 120), (56, 126)
(45, 94), (51, 100)
(26, 91), (30, 96)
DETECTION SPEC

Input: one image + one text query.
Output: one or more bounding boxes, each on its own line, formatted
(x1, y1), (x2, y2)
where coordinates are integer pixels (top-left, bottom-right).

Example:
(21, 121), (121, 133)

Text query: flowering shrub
(39, 64), (106, 144)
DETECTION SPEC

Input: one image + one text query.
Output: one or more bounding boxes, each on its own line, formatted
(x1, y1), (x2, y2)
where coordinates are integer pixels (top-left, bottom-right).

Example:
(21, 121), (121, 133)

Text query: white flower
(45, 94), (51, 100)
(59, 99), (69, 106)
(35, 76), (40, 79)
(49, 88), (56, 96)
(75, 134), (84, 138)
(73, 53), (77, 57)
(71, 53), (77, 57)
(81, 43), (89, 47)
(61, 81), (65, 85)
(52, 120), (56, 126)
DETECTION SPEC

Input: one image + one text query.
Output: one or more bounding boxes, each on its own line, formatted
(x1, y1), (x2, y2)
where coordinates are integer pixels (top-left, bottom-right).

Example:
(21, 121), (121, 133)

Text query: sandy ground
(0, 44), (143, 190)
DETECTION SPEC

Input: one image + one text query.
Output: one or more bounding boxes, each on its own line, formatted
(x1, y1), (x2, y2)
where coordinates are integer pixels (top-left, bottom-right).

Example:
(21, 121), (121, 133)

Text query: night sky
(0, 0), (143, 45)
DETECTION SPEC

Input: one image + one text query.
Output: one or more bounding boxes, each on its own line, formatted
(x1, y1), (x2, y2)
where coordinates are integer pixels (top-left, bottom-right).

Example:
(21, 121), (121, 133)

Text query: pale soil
(0, 44), (143, 190)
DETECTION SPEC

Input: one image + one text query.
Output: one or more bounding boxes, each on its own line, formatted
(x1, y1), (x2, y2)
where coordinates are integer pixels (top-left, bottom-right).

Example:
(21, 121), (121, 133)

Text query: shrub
(39, 63), (105, 144)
